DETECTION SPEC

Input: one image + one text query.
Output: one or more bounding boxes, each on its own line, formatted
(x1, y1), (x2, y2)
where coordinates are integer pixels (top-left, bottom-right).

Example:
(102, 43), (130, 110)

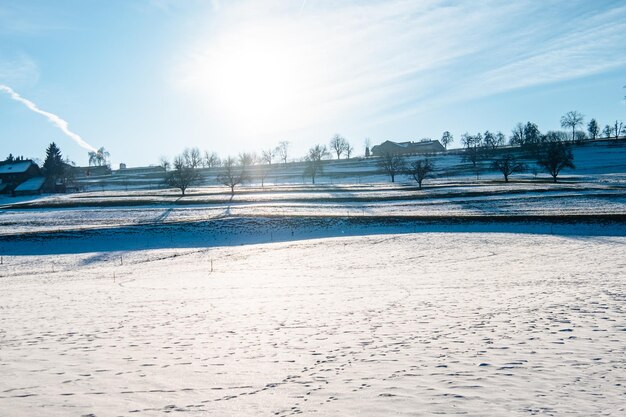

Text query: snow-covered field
(1, 180), (625, 237)
(1, 232), (625, 416)
(1, 145), (625, 416)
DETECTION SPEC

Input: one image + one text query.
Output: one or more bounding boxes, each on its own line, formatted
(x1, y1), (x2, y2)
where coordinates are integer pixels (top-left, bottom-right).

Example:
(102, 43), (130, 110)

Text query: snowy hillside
(0, 139), (624, 417)
(1, 233), (625, 416)
(26, 138), (626, 193)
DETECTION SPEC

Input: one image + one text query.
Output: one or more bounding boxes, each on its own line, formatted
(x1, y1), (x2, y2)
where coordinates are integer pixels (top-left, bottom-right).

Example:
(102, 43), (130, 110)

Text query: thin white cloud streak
(0, 84), (97, 152)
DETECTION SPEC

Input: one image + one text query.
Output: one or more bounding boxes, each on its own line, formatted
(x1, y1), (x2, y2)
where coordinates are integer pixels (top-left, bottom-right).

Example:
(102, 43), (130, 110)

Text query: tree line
(163, 109), (623, 194)
(5, 109), (622, 195)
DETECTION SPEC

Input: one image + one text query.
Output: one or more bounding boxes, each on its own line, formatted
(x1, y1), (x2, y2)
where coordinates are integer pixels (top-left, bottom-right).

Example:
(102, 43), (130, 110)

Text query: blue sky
(0, 0), (625, 167)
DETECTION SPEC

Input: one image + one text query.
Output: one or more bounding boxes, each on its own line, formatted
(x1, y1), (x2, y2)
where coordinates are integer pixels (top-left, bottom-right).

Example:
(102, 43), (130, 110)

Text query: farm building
(113, 165), (166, 175)
(371, 140), (445, 156)
(71, 165), (111, 178)
(0, 160), (41, 194)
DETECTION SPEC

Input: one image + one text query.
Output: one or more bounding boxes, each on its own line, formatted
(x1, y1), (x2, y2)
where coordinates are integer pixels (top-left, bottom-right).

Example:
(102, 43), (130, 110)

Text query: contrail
(0, 84), (97, 153)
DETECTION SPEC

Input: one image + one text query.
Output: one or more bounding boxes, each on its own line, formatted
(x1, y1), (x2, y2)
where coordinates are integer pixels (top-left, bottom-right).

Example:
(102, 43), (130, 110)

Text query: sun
(187, 24), (317, 135)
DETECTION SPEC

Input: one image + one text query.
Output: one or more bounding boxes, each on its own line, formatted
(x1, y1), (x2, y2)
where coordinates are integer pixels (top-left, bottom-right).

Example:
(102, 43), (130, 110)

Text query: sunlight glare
(193, 24), (321, 135)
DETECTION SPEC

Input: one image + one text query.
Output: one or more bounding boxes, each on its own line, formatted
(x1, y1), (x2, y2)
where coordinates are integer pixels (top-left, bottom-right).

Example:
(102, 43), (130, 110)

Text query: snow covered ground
(1, 232), (625, 416)
(1, 180), (625, 237)
(1, 145), (625, 416)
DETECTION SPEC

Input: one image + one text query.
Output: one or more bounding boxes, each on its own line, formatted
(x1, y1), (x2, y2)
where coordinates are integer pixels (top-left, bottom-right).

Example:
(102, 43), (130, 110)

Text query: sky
(0, 0), (625, 167)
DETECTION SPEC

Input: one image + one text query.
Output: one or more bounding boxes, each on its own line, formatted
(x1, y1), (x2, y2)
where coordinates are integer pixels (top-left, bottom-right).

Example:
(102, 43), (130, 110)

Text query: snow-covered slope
(1, 233), (624, 416)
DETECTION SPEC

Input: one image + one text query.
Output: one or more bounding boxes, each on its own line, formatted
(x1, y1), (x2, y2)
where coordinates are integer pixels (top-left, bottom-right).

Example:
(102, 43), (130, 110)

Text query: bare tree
(587, 119), (599, 140)
(166, 154), (199, 195)
(495, 131), (506, 148)
(461, 133), (480, 167)
(544, 130), (568, 143)
(88, 147), (110, 167)
(524, 122), (542, 146)
(537, 142), (575, 183)
(483, 131), (499, 150)
(304, 144), (328, 184)
(441, 131), (453, 150)
(603, 124), (612, 138)
(613, 120), (624, 139)
(217, 156), (249, 195)
(406, 159), (434, 189)
(560, 111), (584, 142)
(158, 156), (170, 171)
(183, 147), (202, 169)
(257, 164), (270, 188)
(238, 152), (256, 168)
(574, 131), (587, 142)
(88, 151), (97, 167)
(491, 154), (525, 182)
(277, 141), (290, 164)
(203, 151), (221, 168)
(378, 151), (405, 182)
(345, 142), (353, 159)
(329, 134), (348, 159)
(261, 148), (275, 165)
(510, 122), (525, 146)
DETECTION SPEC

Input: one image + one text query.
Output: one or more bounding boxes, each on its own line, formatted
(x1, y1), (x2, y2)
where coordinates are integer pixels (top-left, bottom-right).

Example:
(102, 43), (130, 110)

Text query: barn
(371, 140), (445, 156)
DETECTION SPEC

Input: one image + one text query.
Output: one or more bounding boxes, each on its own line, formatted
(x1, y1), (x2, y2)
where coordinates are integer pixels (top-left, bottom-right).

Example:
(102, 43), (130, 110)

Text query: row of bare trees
(376, 138), (575, 185)
(166, 138), (577, 195)
(375, 153), (435, 188)
(162, 134), (365, 177)
(165, 151), (258, 196)
(489, 143), (574, 183)
(164, 109), (621, 195)
(160, 141), (291, 172)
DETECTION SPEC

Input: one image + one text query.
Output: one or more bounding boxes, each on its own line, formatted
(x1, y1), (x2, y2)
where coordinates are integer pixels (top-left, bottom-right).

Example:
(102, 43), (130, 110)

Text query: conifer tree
(43, 142), (64, 180)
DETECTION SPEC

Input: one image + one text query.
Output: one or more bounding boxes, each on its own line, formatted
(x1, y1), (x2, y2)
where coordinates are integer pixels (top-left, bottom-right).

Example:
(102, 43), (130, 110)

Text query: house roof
(14, 176), (46, 192)
(0, 161), (35, 174)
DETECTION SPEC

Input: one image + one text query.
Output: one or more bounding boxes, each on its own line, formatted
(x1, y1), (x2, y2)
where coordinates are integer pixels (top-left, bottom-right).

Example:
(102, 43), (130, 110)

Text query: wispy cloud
(0, 53), (39, 85)
(0, 3), (69, 36)
(458, 3), (626, 101)
(175, 0), (626, 137)
(0, 84), (97, 152)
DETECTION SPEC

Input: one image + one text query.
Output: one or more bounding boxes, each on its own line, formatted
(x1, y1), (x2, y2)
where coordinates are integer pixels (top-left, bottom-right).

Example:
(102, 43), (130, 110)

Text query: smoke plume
(0, 84), (97, 152)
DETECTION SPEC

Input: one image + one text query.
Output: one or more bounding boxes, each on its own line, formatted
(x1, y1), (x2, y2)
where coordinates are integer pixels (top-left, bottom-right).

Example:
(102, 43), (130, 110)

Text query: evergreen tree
(43, 142), (65, 180)
(587, 119), (599, 140)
